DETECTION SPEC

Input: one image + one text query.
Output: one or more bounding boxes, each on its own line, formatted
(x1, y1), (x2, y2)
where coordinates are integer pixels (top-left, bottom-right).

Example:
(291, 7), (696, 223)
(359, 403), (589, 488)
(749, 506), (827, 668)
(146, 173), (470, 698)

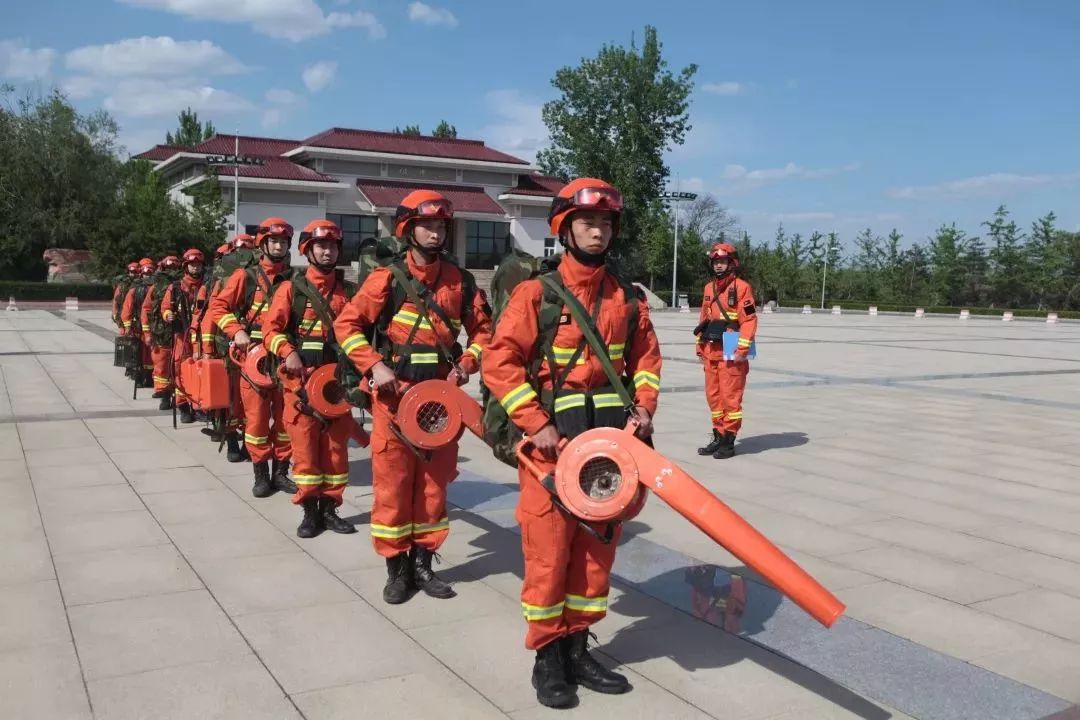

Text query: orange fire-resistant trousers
(171, 334), (192, 407)
(240, 378), (291, 464)
(149, 342), (172, 394)
(283, 388), (351, 506)
(368, 393), (458, 558)
(703, 358), (749, 434)
(517, 449), (619, 651)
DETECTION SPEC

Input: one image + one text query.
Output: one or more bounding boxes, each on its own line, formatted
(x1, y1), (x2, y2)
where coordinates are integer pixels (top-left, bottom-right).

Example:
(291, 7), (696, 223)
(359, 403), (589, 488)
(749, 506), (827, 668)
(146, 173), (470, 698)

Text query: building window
(465, 220), (511, 269)
(244, 224), (260, 236)
(543, 237), (557, 258)
(327, 213), (380, 265)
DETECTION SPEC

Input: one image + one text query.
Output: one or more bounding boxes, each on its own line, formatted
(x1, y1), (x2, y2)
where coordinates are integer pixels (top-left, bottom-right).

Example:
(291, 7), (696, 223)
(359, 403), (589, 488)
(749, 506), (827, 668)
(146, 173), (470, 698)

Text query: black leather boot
(564, 630), (630, 694)
(319, 497), (357, 534)
(532, 641), (576, 708)
(152, 388), (167, 399)
(158, 395), (173, 411)
(410, 546), (455, 599)
(178, 403), (196, 424)
(697, 429), (724, 455)
(297, 498), (323, 538)
(383, 553), (412, 604)
(271, 458), (297, 494)
(251, 461), (274, 498)
(226, 433), (245, 463)
(712, 432), (736, 460)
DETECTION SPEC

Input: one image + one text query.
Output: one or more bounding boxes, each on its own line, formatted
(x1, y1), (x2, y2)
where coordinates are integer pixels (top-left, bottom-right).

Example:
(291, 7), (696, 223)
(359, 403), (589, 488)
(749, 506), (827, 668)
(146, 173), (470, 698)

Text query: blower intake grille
(417, 401), (450, 434)
(579, 457), (623, 499)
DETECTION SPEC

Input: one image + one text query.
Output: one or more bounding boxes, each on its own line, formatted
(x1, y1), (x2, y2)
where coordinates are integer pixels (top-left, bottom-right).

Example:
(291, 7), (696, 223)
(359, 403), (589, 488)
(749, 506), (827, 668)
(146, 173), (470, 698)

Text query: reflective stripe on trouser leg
(719, 360), (750, 434)
(151, 346), (172, 391)
(369, 398), (418, 557)
(704, 359), (725, 430)
(564, 518), (619, 635)
(318, 415), (352, 506)
(287, 409), (325, 505)
(519, 457), (578, 650)
(410, 440), (457, 552)
(271, 385), (292, 462)
(240, 374), (274, 464)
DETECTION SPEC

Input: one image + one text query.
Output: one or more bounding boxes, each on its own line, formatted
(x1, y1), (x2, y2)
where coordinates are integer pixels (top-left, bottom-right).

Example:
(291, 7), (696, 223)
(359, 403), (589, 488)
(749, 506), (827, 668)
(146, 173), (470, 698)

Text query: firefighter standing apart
(141, 255), (182, 410)
(694, 243), (757, 459)
(112, 262), (139, 333)
(334, 190), (493, 604)
(482, 178), (663, 708)
(209, 220), (297, 497)
(159, 249), (206, 424)
(261, 219), (356, 538)
(120, 258), (156, 386)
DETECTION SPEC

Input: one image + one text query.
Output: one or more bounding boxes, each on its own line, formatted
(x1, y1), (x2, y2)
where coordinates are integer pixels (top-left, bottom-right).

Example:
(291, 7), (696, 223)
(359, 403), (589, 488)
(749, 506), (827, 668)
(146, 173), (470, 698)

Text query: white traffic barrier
(5, 296), (16, 312)
(914, 308), (925, 318)
(1047, 313), (1059, 324)
(868, 306), (878, 316)
(802, 305), (812, 315)
(763, 305), (774, 314)
(678, 293), (690, 313)
(1002, 311), (1014, 322)
(959, 309), (970, 320)
(831, 305), (842, 315)
(65, 296), (78, 312)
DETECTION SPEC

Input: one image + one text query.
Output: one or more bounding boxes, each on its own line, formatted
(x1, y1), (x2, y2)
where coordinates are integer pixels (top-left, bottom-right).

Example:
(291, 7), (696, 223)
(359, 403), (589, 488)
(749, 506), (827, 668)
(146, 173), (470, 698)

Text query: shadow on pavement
(735, 431), (809, 455)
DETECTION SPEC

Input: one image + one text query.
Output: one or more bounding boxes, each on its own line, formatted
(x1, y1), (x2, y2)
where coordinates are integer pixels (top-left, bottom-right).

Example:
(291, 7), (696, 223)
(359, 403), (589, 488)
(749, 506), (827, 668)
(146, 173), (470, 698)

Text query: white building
(136, 129), (566, 274)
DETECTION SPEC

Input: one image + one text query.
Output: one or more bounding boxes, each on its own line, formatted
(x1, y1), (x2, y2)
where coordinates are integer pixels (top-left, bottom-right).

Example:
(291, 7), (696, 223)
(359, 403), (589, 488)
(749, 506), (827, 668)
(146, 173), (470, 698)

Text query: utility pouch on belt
(392, 343), (441, 382)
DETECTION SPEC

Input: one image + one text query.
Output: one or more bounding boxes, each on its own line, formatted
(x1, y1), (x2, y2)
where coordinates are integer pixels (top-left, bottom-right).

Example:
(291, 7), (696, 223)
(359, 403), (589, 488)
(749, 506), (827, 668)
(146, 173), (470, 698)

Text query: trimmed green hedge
(0, 281), (114, 301)
(783, 300), (1080, 319)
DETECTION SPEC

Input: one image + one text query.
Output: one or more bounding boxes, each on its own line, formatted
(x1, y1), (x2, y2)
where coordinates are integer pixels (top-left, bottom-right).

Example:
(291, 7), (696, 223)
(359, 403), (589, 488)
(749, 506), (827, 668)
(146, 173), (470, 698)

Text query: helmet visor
(572, 186), (623, 212)
(308, 224), (342, 242)
(414, 198), (453, 219)
(257, 222), (294, 239)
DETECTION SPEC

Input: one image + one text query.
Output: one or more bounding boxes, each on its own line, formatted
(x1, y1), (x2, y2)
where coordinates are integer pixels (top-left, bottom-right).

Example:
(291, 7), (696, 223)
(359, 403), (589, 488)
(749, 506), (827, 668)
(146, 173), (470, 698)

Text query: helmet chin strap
(406, 230), (444, 259)
(563, 232), (608, 268)
(307, 252), (336, 272)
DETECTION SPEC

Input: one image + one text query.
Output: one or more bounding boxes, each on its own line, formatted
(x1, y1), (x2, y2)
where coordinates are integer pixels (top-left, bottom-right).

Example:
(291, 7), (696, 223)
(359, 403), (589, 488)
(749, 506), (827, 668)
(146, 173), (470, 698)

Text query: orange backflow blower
(183, 356), (229, 410)
(394, 379), (846, 628)
(277, 364), (369, 448)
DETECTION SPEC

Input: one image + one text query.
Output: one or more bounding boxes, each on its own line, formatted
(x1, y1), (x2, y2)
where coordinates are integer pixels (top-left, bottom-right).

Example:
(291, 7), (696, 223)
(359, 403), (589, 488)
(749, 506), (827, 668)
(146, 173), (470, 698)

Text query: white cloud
(265, 88), (300, 105)
(716, 161), (860, 193)
(0, 39), (56, 80)
(117, 0), (385, 42)
(302, 61), (337, 92)
(61, 75), (104, 99)
(888, 172), (1080, 200)
(103, 78), (254, 118)
(702, 81), (744, 96)
(262, 108), (284, 129)
(479, 89), (548, 163)
(407, 2), (458, 27)
(66, 36), (246, 79)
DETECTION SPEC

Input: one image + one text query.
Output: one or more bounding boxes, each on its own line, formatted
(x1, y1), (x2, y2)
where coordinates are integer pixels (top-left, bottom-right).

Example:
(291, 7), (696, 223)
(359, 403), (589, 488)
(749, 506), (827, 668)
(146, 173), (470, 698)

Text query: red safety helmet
(138, 257), (154, 268)
(159, 255), (181, 272)
(255, 218), (294, 247)
(708, 242), (740, 267)
(233, 233), (257, 249)
(298, 219), (343, 256)
(394, 189), (454, 239)
(548, 177), (623, 237)
(182, 248), (205, 264)
(126, 261), (139, 275)
(139, 262), (155, 277)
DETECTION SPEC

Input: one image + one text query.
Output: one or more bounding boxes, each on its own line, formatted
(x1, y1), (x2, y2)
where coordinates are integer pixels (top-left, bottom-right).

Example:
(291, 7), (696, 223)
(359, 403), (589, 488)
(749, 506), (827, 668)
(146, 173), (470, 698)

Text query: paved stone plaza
(2, 307), (1079, 719)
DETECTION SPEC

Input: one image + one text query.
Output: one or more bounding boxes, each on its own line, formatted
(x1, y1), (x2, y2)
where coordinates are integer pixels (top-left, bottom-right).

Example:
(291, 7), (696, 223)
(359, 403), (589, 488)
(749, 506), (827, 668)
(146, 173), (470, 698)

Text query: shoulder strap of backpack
(537, 273), (634, 409)
(291, 274), (339, 345)
(385, 262), (456, 365)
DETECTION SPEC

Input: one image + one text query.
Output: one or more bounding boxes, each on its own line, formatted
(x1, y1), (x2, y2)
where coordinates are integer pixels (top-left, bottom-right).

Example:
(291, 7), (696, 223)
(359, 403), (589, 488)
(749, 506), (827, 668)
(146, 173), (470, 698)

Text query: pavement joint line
(5, 366), (96, 717)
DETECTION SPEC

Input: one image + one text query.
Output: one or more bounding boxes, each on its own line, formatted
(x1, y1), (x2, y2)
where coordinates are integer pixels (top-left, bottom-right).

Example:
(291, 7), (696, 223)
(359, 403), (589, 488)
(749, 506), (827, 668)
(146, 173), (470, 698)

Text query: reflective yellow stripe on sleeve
(500, 383), (538, 414)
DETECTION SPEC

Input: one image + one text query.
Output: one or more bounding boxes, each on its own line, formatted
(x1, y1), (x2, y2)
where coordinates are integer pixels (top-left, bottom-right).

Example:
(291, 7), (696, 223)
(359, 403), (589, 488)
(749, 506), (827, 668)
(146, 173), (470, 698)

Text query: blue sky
(3, 0), (1079, 249)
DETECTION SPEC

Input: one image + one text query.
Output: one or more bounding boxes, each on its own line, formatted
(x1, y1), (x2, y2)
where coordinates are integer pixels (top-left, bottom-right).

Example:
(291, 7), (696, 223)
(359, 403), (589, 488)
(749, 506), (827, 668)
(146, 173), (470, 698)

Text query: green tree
(393, 124), (422, 136)
(852, 228), (884, 300)
(164, 107), (216, 146)
(882, 229), (906, 301)
(928, 224), (966, 305)
(0, 86), (121, 279)
(537, 25), (697, 277)
(182, 177), (230, 253)
(984, 205), (1027, 307)
(432, 120), (457, 139)
(1026, 212), (1058, 309)
(959, 233), (988, 306)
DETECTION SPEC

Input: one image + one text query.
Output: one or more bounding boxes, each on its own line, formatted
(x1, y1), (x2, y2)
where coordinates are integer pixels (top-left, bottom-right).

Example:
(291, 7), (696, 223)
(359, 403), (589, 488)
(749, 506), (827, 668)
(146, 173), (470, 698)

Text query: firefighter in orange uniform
(159, 249), (205, 424)
(141, 255), (182, 410)
(113, 262), (139, 332)
(694, 243), (757, 459)
(261, 219), (356, 538)
(482, 178), (662, 708)
(209, 220), (296, 497)
(334, 190), (493, 604)
(121, 258), (156, 386)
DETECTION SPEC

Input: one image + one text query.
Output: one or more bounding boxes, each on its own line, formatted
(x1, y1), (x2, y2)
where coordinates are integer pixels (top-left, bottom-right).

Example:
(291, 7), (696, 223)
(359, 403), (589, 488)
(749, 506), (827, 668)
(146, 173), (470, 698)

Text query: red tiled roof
(302, 128), (529, 165)
(133, 144), (188, 161)
(355, 179), (506, 215)
(210, 157), (339, 184)
(194, 134), (300, 157)
(503, 174), (565, 197)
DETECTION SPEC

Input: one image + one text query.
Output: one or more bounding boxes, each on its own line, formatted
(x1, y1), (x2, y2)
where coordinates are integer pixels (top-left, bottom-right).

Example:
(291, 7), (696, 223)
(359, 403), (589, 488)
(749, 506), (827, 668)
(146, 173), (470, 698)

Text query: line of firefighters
(109, 179), (757, 710)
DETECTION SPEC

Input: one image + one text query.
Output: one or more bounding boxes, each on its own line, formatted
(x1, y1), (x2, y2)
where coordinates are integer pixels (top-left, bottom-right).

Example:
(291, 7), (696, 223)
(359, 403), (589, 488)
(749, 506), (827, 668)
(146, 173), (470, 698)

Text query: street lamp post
(660, 188), (698, 308)
(820, 239), (837, 309)
(205, 137), (265, 234)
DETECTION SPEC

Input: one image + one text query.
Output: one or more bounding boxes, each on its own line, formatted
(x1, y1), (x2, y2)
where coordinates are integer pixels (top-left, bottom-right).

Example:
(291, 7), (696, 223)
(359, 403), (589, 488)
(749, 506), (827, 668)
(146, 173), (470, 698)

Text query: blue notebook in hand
(722, 331), (756, 361)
